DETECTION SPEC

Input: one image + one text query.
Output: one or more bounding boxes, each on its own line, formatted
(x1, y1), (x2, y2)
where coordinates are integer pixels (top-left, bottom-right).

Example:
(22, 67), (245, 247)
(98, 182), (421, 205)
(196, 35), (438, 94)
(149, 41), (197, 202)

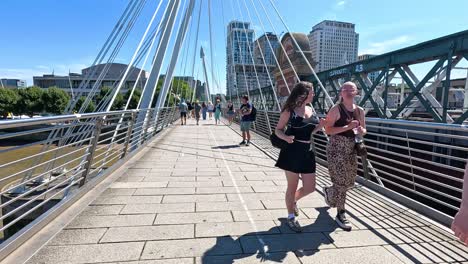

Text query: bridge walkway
(9, 118), (467, 264)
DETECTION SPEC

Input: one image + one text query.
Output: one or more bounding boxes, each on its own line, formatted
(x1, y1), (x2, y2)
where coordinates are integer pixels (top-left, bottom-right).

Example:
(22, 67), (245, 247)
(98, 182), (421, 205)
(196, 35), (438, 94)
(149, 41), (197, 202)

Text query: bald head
(341, 81), (357, 91)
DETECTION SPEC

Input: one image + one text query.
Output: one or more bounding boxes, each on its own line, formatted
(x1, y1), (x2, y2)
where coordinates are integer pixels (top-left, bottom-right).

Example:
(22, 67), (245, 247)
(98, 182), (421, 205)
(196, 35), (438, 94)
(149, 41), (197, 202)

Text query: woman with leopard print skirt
(323, 82), (366, 231)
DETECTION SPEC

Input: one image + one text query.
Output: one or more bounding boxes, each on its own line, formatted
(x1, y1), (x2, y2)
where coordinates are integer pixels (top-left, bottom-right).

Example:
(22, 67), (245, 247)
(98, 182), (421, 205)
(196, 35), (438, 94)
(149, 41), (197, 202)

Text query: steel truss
(307, 30), (468, 124)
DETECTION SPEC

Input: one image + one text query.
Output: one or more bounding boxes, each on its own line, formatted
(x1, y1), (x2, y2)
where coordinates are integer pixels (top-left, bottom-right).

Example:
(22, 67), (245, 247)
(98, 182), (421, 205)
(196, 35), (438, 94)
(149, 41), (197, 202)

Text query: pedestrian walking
(194, 100), (202, 125)
(238, 95), (255, 146)
(323, 81), (367, 231)
(178, 100), (188, 125)
(274, 81), (325, 232)
(226, 101), (235, 125)
(201, 102), (207, 120)
(207, 101), (214, 119)
(214, 99), (222, 125)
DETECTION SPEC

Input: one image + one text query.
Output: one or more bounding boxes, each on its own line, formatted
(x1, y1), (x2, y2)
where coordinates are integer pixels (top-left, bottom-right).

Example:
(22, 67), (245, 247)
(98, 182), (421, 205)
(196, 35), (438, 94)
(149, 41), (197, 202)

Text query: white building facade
(308, 20), (359, 72)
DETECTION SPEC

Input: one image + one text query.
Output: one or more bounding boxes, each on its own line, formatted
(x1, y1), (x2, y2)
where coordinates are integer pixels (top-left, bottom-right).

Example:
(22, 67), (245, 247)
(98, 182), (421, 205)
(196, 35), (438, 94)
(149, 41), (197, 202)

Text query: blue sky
(1, 0), (468, 93)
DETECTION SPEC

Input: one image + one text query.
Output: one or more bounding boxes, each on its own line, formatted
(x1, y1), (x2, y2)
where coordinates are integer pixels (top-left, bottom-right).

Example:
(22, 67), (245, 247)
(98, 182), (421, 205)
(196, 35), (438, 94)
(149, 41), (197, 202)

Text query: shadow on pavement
(200, 207), (336, 263)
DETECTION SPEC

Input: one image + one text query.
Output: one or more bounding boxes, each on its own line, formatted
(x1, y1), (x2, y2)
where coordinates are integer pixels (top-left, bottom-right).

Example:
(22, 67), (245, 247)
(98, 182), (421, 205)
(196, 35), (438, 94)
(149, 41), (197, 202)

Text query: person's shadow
(201, 207), (337, 263)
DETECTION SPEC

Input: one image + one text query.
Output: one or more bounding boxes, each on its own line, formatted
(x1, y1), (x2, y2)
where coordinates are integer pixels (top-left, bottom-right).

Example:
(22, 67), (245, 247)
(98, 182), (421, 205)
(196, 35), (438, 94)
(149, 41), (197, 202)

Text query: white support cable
(191, 66), (201, 102)
(178, 2), (195, 102)
(200, 47), (211, 101)
(136, 0), (179, 109)
(220, 0), (241, 108)
(152, 0), (195, 126)
(85, 0), (148, 112)
(105, 0), (164, 112)
(233, 0), (273, 134)
(189, 0), (203, 100)
(207, 0), (219, 95)
(66, 0), (140, 113)
(227, 0), (251, 102)
(256, 0), (298, 92)
(108, 1), (168, 151)
(124, 27), (163, 110)
(21, 0), (147, 186)
(248, 0), (293, 99)
(241, 0), (281, 112)
(267, 0), (333, 110)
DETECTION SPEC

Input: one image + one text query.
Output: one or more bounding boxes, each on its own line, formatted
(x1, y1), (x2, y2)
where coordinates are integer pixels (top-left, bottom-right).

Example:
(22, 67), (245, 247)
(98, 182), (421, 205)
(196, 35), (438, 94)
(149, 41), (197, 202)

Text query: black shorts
(275, 141), (316, 174)
(180, 112), (187, 118)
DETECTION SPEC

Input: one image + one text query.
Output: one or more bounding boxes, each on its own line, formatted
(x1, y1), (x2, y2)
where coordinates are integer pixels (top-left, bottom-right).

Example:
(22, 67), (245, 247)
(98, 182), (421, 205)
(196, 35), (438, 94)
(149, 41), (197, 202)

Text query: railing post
(121, 111), (136, 159)
(79, 117), (104, 187)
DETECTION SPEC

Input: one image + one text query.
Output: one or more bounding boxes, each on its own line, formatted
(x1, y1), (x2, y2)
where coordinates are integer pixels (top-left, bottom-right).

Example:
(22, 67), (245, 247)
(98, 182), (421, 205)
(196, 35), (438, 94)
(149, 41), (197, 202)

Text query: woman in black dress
(274, 81), (325, 232)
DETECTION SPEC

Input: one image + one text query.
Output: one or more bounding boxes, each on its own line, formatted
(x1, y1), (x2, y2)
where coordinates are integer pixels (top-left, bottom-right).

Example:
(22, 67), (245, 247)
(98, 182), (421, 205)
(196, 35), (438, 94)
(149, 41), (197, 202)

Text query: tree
(42, 87), (70, 115)
(124, 88), (142, 110)
(17, 86), (44, 117)
(0, 88), (19, 118)
(95, 86), (124, 111)
(73, 96), (96, 113)
(151, 79), (192, 108)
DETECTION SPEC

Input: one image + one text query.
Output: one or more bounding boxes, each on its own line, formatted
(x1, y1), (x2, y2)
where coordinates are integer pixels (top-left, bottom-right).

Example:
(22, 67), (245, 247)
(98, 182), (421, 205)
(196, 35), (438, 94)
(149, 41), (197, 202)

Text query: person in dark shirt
(239, 95), (253, 146)
(194, 100), (202, 125)
(274, 81), (325, 232)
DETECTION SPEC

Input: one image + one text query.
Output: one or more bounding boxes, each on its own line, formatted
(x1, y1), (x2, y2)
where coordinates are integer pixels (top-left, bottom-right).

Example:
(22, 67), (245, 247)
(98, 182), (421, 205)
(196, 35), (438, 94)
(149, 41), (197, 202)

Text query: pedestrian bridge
(1, 113), (466, 264)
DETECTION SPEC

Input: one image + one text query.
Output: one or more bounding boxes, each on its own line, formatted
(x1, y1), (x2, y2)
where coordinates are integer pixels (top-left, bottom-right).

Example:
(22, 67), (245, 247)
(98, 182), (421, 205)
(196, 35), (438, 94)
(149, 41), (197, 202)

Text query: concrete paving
(24, 118), (467, 264)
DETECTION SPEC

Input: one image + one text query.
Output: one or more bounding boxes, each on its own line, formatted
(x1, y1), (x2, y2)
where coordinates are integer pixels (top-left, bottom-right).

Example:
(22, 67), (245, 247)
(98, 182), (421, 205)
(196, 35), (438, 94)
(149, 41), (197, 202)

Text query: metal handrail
(0, 107), (178, 246)
(228, 109), (467, 222)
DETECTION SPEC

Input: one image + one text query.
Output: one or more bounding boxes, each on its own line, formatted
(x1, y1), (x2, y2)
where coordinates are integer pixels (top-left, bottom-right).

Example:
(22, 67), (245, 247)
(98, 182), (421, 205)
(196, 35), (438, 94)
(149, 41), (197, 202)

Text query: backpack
(250, 105), (257, 121)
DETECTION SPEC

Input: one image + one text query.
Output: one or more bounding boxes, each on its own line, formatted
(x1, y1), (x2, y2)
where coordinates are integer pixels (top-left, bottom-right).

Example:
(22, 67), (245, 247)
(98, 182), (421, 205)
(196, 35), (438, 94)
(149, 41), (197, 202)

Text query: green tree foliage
(17, 86), (44, 117)
(0, 88), (19, 118)
(42, 86), (70, 114)
(124, 88), (142, 109)
(96, 86), (124, 111)
(151, 79), (192, 108)
(73, 96), (96, 113)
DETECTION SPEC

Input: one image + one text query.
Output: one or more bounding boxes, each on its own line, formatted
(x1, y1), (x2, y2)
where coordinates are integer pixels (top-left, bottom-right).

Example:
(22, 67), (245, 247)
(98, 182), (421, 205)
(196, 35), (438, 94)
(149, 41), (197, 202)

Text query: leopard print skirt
(326, 135), (357, 210)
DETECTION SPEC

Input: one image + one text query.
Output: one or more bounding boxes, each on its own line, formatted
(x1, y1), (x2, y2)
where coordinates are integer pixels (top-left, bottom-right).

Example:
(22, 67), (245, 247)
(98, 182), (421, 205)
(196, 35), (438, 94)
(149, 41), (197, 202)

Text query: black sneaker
(323, 187), (331, 207)
(293, 203), (299, 217)
(245, 141), (250, 146)
(287, 218), (302, 233)
(239, 141), (246, 146)
(336, 210), (352, 231)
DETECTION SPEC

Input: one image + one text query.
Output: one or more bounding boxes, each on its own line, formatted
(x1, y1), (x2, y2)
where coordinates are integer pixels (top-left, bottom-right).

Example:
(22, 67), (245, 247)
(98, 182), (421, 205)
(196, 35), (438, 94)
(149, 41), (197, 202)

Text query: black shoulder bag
(270, 112), (292, 149)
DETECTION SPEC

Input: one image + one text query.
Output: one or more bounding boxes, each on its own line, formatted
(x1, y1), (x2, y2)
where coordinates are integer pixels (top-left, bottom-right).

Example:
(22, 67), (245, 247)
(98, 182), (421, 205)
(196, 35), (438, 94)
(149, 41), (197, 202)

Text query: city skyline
(1, 0), (468, 93)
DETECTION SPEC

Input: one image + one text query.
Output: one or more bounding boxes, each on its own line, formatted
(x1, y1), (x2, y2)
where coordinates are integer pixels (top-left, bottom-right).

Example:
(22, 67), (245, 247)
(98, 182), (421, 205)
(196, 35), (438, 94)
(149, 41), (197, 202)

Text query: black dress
(275, 110), (318, 174)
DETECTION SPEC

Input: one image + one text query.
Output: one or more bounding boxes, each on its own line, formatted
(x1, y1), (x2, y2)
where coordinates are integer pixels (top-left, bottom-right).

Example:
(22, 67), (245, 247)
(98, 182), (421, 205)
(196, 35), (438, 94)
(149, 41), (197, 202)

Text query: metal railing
(227, 109), (467, 225)
(0, 107), (178, 245)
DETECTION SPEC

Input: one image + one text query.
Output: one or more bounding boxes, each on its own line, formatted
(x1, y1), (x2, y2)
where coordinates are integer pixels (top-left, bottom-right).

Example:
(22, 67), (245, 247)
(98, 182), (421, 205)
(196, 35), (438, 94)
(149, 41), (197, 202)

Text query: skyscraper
(226, 21), (254, 97)
(308, 20), (359, 72)
(226, 22), (279, 98)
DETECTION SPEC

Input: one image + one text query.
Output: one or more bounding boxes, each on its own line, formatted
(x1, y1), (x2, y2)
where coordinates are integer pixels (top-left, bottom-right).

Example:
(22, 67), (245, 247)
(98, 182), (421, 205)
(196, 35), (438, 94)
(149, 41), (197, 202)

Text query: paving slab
(195, 220), (279, 237)
(68, 214), (155, 228)
(100, 224), (194, 242)
(298, 245), (404, 263)
(154, 211), (233, 224)
(27, 242), (144, 264)
(120, 202), (195, 214)
(141, 237), (242, 259)
(92, 195), (163, 205)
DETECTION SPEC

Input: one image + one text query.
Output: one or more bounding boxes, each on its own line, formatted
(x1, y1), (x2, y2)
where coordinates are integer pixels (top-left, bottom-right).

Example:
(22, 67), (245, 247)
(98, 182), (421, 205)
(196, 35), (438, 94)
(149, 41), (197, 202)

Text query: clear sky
(1, 0), (468, 93)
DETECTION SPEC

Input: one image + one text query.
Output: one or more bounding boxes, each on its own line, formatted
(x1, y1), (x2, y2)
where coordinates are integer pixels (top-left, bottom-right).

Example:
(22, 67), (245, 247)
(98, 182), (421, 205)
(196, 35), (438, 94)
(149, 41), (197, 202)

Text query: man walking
(179, 99), (188, 125)
(194, 100), (201, 125)
(239, 95), (254, 146)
